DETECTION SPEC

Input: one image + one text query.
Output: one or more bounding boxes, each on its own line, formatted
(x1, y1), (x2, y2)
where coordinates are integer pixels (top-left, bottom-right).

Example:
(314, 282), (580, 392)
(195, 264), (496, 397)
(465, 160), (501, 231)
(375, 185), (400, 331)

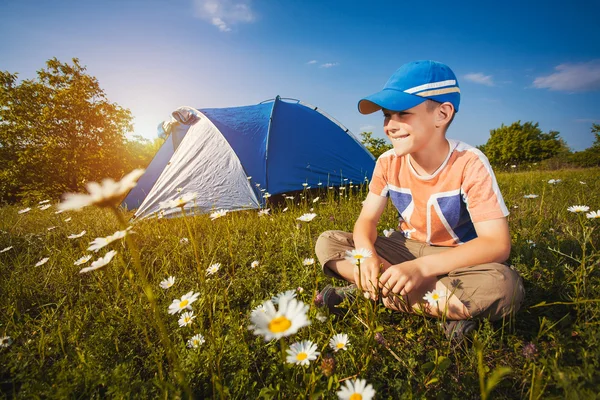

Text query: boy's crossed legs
(315, 230), (525, 322)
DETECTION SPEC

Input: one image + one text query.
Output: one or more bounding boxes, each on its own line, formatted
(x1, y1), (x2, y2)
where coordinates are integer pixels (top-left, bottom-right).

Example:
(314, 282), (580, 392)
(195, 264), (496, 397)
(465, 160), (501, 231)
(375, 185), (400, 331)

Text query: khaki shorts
(315, 230), (525, 321)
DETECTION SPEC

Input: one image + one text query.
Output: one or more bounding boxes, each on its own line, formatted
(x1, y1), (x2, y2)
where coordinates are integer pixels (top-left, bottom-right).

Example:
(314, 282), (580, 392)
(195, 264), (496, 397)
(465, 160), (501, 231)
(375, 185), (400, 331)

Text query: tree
(480, 121), (567, 166)
(360, 131), (392, 159)
(0, 58), (139, 203)
(570, 124), (600, 167)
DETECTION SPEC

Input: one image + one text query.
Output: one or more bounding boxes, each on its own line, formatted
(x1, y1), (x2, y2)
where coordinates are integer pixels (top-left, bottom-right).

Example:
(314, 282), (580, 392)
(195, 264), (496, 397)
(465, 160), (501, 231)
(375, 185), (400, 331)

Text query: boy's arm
(379, 217), (511, 297)
(352, 192), (388, 295)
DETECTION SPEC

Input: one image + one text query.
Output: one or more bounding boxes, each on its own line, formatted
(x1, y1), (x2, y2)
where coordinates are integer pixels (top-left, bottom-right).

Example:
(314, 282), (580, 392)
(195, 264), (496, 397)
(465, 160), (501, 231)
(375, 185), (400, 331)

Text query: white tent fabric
(134, 113), (260, 219)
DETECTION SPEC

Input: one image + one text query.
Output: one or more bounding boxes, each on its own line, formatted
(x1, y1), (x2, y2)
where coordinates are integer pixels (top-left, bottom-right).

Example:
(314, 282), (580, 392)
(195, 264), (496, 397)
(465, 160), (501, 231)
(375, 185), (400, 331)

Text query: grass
(0, 168), (599, 399)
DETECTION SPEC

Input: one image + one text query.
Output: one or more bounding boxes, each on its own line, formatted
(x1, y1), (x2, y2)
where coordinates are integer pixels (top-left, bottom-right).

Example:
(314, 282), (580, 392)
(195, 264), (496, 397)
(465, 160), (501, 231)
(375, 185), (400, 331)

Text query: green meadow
(1, 168), (599, 399)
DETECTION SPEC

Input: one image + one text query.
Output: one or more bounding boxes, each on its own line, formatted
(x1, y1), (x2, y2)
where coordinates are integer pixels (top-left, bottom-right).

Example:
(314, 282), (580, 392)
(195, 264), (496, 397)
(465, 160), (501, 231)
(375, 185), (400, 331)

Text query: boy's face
(382, 101), (437, 157)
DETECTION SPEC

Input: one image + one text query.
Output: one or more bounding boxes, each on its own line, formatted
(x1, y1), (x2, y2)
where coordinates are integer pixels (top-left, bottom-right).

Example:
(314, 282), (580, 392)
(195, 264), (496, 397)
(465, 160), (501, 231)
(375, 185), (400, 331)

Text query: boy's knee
(314, 230), (353, 267)
(472, 266), (525, 321)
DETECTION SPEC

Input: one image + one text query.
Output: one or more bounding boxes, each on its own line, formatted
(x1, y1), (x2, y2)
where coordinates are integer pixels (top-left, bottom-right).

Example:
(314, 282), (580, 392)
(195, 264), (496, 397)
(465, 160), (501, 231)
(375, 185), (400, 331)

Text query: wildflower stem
(180, 206), (205, 285)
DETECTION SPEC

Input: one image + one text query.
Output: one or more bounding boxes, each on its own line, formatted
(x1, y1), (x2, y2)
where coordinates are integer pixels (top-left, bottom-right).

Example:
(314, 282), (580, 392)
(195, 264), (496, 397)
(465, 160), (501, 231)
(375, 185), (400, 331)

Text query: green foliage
(569, 124), (600, 168)
(359, 132), (392, 159)
(0, 58), (157, 204)
(481, 121), (568, 167)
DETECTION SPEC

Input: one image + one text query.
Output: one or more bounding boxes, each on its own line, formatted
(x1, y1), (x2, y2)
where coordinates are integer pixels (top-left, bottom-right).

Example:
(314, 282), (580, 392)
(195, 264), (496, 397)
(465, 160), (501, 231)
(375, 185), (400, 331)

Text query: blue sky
(1, 0), (599, 151)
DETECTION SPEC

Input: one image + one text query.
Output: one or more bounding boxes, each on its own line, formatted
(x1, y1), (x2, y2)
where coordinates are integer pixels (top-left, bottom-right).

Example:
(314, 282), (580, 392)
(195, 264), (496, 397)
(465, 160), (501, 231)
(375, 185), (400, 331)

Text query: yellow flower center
(193, 340), (198, 346)
(336, 342), (345, 349)
(268, 316), (292, 333)
(296, 352), (307, 361)
(432, 294), (439, 300)
(180, 300), (189, 308)
(354, 255), (363, 259)
(350, 394), (362, 400)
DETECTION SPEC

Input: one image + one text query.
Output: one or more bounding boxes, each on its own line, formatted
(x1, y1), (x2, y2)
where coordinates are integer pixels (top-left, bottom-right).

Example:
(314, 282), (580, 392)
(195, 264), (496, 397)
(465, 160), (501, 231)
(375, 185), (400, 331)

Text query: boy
(315, 60), (524, 337)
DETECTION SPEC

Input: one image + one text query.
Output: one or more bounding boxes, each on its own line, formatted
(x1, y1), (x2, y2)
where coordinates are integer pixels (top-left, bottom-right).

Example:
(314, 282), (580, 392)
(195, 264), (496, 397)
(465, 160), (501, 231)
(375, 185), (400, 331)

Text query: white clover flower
(567, 205), (590, 213)
(68, 230), (87, 239)
(187, 333), (205, 349)
(251, 260), (260, 269)
(160, 276), (176, 289)
(337, 378), (376, 400)
(523, 194), (539, 199)
(59, 169), (145, 211)
(74, 255), (92, 265)
(258, 208), (270, 217)
(423, 289), (446, 306)
(302, 258), (315, 266)
(0, 336), (13, 348)
(79, 250), (117, 273)
(0, 246), (13, 253)
(383, 228), (395, 237)
(586, 210), (600, 219)
(87, 229), (130, 252)
(344, 248), (373, 265)
(209, 209), (228, 221)
(206, 263), (221, 276)
(249, 297), (310, 341)
(35, 257), (49, 267)
(272, 289), (297, 305)
(18, 208), (31, 214)
(329, 333), (350, 352)
(168, 291), (200, 315)
(178, 311), (196, 327)
(297, 213), (317, 222)
(286, 340), (320, 366)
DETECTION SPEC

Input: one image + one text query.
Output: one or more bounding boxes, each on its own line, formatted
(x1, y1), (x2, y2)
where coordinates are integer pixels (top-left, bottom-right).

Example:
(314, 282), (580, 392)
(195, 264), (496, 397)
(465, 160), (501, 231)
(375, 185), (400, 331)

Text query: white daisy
(247, 176), (252, 180)
(35, 257), (49, 267)
(168, 291), (200, 315)
(74, 255), (92, 265)
(159, 276), (176, 289)
(87, 229), (130, 252)
(39, 199), (50, 204)
(302, 183), (308, 187)
(79, 250), (117, 273)
(0, 336), (13, 348)
(329, 333), (350, 352)
(64, 217), (72, 222)
(282, 207), (288, 212)
(315, 313), (327, 323)
(249, 297), (310, 341)
(206, 263), (221, 276)
(567, 205), (590, 213)
(580, 181), (586, 185)
(285, 196), (294, 200)
(263, 192), (271, 198)
(187, 333), (205, 349)
(158, 192), (198, 210)
(526, 240), (536, 247)
(258, 209), (270, 217)
(344, 248), (373, 265)
(312, 197), (320, 203)
(297, 213), (317, 222)
(383, 228), (395, 237)
(337, 378), (376, 400)
(18, 208), (31, 214)
(68, 230), (86, 239)
(209, 209), (228, 221)
(547, 179), (562, 184)
(178, 311), (196, 327)
(39, 204), (51, 211)
(586, 210), (600, 219)
(180, 238), (189, 244)
(272, 289), (297, 305)
(251, 260), (260, 269)
(523, 194), (539, 199)
(1, 246), (13, 253)
(250, 304), (267, 318)
(59, 169), (145, 211)
(302, 258), (315, 266)
(176, 187), (183, 193)
(47, 226), (57, 231)
(286, 340), (320, 366)
(55, 210), (64, 214)
(423, 289), (446, 306)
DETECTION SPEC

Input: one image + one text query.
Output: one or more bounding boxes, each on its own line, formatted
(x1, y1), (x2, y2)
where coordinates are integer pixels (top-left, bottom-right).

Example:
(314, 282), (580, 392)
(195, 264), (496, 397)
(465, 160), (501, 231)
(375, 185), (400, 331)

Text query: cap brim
(358, 89), (426, 114)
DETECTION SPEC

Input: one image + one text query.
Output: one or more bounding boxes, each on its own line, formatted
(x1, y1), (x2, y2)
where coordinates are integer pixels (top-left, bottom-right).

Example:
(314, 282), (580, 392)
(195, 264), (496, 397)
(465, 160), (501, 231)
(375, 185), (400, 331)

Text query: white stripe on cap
(414, 87), (461, 97)
(404, 79), (457, 94)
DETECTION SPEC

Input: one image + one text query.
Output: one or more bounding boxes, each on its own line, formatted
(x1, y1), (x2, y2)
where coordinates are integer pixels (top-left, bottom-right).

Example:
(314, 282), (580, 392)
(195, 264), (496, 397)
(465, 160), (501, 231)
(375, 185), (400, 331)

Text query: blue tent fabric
(122, 96), (375, 212)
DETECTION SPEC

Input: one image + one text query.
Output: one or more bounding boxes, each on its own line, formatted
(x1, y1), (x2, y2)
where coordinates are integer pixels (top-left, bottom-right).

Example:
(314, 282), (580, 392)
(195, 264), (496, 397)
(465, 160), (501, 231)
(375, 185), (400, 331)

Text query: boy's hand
(354, 256), (381, 300)
(378, 259), (428, 297)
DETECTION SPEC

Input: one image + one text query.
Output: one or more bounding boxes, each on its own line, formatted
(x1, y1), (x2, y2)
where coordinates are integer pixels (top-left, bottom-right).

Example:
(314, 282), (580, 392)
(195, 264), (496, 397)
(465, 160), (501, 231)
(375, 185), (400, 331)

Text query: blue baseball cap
(358, 60), (460, 114)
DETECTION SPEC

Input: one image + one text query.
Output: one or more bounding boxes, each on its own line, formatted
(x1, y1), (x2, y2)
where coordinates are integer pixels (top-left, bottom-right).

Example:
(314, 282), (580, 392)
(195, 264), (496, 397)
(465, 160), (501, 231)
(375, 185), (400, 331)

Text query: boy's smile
(382, 102), (436, 157)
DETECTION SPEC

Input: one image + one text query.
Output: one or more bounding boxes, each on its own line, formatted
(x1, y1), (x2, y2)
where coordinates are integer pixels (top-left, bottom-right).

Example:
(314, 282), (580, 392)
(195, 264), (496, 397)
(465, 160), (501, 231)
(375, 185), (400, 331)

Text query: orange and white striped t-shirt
(369, 139), (508, 247)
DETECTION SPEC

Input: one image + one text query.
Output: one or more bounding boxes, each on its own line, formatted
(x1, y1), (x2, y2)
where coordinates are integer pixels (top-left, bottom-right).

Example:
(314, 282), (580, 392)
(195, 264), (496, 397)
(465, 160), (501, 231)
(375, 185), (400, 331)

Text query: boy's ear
(435, 102), (455, 128)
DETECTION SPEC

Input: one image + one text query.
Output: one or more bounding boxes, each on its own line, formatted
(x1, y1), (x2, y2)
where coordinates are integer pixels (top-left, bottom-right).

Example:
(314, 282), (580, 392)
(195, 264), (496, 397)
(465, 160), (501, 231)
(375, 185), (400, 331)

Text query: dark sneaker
(443, 319), (477, 341)
(319, 284), (357, 316)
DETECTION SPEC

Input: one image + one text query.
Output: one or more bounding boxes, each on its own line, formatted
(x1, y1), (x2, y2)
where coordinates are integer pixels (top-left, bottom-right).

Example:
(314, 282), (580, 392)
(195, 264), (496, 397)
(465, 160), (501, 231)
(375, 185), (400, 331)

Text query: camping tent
(123, 96), (376, 220)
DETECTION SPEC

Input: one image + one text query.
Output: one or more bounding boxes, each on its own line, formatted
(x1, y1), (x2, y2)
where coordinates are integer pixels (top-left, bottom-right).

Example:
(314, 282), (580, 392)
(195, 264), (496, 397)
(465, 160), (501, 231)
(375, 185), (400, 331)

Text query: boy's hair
(425, 99), (455, 132)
